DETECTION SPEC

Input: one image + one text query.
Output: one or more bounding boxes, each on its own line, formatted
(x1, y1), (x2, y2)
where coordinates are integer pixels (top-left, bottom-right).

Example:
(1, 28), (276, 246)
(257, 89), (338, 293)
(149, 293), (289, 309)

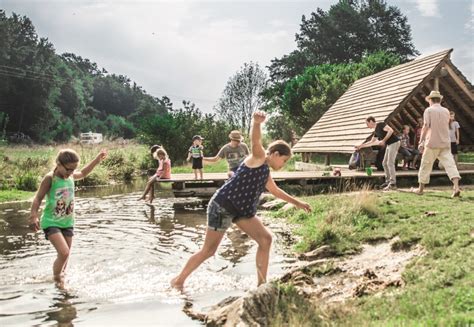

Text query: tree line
(1, 0), (419, 162)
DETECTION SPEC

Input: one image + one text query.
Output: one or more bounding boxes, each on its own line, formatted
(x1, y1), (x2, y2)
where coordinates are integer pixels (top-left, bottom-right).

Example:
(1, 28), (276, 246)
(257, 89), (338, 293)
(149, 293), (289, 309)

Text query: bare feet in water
(170, 277), (184, 290)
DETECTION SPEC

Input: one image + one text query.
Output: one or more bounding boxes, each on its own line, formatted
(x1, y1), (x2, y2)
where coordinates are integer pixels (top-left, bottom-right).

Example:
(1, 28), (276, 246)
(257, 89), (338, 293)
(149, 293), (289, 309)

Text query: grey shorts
(207, 200), (242, 232)
(43, 227), (74, 240)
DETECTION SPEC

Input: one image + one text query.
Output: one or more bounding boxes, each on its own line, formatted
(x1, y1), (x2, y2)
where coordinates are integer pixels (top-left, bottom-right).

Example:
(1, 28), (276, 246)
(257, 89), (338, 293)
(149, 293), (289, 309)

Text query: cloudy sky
(2, 0), (473, 112)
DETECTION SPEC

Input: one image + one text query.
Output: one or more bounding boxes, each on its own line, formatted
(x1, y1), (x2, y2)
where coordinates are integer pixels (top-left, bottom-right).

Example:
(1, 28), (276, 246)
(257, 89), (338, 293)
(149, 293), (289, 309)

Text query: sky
(1, 0), (473, 112)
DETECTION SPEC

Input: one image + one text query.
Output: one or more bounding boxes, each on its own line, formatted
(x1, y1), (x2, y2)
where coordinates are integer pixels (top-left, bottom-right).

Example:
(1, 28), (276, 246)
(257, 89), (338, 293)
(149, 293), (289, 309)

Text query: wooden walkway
(159, 169), (474, 197)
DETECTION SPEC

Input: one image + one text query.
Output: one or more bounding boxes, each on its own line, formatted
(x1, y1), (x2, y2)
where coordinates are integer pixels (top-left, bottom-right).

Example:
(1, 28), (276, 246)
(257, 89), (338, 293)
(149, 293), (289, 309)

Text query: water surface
(0, 183), (295, 326)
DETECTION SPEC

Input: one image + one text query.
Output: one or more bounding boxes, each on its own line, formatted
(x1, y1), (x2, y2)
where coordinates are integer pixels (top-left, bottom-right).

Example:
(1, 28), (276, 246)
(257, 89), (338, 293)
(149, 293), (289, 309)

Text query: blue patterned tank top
(213, 162), (270, 218)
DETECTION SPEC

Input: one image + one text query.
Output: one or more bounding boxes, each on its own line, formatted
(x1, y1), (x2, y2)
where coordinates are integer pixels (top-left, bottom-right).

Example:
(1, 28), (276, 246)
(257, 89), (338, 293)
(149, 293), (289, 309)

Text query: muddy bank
(185, 237), (425, 326)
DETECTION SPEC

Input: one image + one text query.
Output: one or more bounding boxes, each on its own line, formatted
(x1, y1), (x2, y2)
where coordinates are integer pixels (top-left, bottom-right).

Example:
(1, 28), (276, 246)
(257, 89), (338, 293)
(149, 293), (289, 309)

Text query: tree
(268, 0), (418, 83)
(215, 62), (268, 135)
(267, 51), (401, 137)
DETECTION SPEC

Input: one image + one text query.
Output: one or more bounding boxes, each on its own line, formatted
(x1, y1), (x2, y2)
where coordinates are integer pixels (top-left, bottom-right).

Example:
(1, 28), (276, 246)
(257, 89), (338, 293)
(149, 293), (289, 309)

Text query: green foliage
(268, 0), (418, 82)
(0, 10), (169, 143)
(268, 51), (401, 136)
(137, 101), (234, 165)
(14, 171), (39, 191)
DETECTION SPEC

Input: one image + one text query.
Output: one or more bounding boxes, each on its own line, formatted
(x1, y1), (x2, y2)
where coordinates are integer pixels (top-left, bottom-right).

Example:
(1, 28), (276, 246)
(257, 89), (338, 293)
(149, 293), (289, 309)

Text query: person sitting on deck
(399, 125), (419, 170)
(139, 148), (171, 203)
(170, 111), (311, 290)
(203, 130), (250, 177)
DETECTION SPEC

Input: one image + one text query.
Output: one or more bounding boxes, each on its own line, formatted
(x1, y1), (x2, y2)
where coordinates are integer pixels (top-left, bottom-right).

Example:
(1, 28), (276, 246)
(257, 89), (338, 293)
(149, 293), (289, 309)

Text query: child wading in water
(29, 148), (107, 282)
(187, 135), (204, 180)
(139, 148), (171, 203)
(171, 111), (311, 289)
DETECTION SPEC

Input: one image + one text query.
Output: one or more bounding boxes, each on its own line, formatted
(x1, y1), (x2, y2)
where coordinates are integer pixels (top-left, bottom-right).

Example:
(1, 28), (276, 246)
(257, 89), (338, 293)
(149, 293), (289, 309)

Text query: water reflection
(0, 185), (295, 325)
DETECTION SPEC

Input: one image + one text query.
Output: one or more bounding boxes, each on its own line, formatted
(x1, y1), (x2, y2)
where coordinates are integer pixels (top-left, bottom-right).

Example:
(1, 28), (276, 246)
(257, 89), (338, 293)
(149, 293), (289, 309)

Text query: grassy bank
(0, 142), (151, 195)
(269, 188), (474, 325)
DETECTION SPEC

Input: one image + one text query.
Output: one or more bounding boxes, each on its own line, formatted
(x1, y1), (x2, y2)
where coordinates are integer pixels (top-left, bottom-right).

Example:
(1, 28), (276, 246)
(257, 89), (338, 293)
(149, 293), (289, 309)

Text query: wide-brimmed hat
(228, 130), (243, 141)
(192, 135), (204, 141)
(425, 90), (443, 101)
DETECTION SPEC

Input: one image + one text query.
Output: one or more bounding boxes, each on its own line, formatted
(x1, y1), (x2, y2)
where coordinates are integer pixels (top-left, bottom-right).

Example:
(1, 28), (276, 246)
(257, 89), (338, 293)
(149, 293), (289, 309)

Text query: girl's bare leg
(235, 216), (273, 286)
(171, 229), (225, 289)
(49, 233), (71, 281)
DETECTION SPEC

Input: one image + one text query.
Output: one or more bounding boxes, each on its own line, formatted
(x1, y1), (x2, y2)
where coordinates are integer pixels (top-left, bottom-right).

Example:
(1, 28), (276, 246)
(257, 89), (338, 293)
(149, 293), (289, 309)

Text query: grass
(459, 151), (474, 163)
(171, 159), (229, 174)
(270, 188), (474, 326)
(0, 189), (34, 202)
(0, 141), (151, 200)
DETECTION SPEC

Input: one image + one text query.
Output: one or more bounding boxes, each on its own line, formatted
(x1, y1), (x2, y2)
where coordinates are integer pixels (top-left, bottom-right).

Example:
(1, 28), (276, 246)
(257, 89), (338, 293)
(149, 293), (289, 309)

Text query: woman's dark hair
(267, 140), (292, 157)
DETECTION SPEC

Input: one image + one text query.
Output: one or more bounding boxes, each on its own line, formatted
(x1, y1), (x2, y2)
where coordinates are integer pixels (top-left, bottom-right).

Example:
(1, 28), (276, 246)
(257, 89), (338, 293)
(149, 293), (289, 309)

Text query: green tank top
(40, 175), (75, 229)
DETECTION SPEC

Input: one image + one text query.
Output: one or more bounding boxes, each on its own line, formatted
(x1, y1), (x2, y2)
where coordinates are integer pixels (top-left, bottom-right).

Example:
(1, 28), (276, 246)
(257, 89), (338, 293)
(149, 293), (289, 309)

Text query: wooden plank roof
(293, 49), (474, 154)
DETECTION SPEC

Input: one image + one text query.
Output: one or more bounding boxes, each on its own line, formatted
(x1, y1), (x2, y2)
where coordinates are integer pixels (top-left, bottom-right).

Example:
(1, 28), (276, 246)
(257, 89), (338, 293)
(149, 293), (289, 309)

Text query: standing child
(139, 148), (171, 203)
(171, 111), (311, 290)
(29, 148), (107, 282)
(449, 111), (460, 165)
(187, 135), (204, 180)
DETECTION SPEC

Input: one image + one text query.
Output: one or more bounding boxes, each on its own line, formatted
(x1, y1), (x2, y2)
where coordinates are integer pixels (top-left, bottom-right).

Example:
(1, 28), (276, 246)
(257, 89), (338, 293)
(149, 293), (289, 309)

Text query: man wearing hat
(204, 130), (250, 177)
(411, 91), (461, 197)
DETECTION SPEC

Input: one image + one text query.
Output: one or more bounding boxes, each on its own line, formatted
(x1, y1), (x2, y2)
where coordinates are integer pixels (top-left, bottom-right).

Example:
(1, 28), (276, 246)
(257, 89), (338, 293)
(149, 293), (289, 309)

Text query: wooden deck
(158, 169), (474, 197)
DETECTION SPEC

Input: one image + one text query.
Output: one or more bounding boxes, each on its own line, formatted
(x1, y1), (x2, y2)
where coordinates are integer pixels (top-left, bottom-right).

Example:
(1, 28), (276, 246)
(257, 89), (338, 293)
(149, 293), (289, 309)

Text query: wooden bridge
(157, 169), (474, 197)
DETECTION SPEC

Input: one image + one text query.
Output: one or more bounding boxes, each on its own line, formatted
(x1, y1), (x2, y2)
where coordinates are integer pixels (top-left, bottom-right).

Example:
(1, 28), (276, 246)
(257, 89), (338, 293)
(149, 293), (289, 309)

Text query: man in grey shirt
(204, 130), (250, 177)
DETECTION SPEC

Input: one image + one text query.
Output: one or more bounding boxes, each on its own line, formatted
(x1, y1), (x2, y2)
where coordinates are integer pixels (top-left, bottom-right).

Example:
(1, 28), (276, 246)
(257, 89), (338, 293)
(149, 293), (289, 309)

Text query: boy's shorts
(192, 157), (203, 169)
(207, 200), (245, 232)
(43, 227), (74, 240)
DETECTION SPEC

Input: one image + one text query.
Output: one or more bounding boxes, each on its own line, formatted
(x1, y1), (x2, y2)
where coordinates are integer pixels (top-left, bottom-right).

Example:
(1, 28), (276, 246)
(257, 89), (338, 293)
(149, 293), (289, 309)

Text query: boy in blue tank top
(171, 111), (311, 289)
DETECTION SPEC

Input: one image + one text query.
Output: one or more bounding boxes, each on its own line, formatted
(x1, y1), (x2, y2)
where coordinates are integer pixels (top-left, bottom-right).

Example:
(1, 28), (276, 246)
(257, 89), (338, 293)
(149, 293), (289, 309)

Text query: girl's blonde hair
(153, 148), (168, 160)
(267, 140), (292, 157)
(56, 149), (80, 167)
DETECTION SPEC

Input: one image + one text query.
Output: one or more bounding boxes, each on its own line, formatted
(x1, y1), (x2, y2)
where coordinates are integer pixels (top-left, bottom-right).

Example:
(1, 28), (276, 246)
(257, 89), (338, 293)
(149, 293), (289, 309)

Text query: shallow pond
(0, 182), (296, 326)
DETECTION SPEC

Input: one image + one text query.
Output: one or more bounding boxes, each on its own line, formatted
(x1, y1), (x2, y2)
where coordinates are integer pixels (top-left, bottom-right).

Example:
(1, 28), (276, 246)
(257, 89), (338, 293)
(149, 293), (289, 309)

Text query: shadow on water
(0, 180), (295, 325)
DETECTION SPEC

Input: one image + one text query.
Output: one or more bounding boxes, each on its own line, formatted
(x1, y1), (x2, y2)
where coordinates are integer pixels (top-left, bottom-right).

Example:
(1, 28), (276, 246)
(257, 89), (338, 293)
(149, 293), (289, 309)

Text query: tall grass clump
(272, 188), (381, 255)
(14, 171), (39, 191)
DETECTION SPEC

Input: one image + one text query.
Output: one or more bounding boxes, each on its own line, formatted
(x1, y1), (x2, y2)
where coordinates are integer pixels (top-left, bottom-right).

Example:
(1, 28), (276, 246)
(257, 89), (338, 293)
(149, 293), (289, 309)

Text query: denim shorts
(207, 200), (242, 232)
(43, 227), (74, 240)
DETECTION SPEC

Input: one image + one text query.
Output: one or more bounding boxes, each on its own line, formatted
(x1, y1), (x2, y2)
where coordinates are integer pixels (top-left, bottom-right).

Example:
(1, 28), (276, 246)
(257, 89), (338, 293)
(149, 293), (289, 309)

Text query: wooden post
(434, 77), (439, 91)
(325, 154), (331, 166)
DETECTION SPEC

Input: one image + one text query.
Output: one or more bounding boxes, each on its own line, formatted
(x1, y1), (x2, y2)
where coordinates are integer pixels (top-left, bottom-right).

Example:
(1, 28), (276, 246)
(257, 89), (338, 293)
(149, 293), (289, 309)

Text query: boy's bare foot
(410, 187), (423, 195)
(170, 277), (184, 290)
(138, 196), (145, 201)
(148, 197), (154, 204)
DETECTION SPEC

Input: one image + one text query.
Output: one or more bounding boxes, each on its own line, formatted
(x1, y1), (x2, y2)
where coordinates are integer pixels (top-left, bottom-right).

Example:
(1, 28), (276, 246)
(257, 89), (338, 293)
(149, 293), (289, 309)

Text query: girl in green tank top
(29, 148), (107, 283)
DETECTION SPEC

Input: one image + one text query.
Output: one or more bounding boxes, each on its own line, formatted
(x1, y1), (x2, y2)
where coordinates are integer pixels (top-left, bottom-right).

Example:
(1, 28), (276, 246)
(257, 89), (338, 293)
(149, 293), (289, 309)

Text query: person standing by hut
(355, 117), (400, 190)
(411, 91), (461, 197)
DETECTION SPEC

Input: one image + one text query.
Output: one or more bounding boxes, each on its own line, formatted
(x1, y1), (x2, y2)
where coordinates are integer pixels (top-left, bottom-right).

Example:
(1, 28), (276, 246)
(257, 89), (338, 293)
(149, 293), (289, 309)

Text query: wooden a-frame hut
(292, 49), (474, 161)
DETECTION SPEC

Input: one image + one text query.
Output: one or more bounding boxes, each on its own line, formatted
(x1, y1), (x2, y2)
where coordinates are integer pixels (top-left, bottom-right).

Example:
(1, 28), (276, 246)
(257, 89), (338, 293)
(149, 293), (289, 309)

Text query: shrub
(14, 172), (39, 191)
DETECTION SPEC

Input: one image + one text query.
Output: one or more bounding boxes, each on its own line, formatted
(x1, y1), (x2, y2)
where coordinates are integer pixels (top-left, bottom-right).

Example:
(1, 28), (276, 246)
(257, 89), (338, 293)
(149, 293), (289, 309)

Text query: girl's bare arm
(29, 175), (53, 231)
(245, 111), (266, 167)
(265, 176), (311, 212)
(73, 149), (107, 180)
